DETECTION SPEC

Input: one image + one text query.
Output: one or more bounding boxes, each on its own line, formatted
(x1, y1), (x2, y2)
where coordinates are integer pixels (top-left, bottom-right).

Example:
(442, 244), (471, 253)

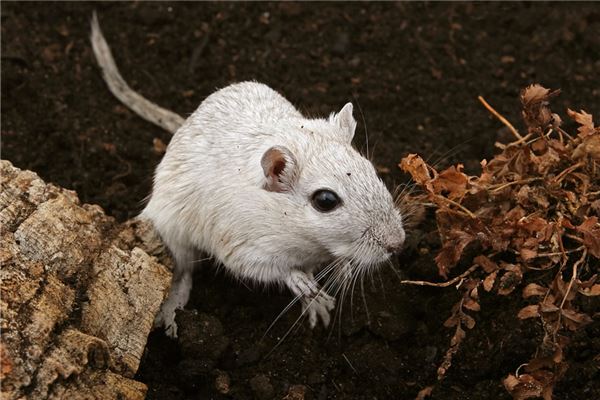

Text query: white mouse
(91, 14), (405, 337)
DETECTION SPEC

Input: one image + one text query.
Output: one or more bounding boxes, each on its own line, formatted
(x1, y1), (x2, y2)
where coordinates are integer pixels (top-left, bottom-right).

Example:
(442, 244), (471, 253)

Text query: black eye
(311, 189), (341, 212)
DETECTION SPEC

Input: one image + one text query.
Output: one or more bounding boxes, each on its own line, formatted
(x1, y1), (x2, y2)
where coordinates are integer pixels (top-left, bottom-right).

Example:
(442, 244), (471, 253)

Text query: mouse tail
(90, 11), (184, 134)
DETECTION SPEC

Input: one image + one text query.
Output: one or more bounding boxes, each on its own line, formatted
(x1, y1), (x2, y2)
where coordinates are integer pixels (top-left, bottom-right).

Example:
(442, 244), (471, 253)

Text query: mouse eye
(311, 189), (341, 212)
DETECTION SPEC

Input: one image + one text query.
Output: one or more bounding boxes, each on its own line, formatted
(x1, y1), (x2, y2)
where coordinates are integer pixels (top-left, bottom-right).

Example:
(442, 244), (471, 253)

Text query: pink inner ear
(271, 157), (286, 179)
(261, 146), (297, 192)
(261, 147), (289, 192)
(262, 148), (286, 180)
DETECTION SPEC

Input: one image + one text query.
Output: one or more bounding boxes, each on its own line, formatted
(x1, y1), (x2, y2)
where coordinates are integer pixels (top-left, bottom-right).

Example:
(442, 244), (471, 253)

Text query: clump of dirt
(2, 2), (599, 399)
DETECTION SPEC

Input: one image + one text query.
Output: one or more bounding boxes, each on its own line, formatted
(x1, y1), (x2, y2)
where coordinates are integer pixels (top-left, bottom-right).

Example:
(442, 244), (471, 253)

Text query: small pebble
(283, 384), (306, 400)
(214, 370), (230, 394)
(250, 374), (274, 400)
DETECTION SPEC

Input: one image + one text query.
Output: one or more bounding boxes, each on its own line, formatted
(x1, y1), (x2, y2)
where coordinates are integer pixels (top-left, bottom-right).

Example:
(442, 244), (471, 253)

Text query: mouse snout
(385, 227), (406, 255)
(385, 239), (404, 254)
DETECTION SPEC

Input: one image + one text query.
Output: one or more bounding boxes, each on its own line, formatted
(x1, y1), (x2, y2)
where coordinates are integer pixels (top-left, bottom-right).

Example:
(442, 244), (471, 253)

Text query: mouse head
(260, 103), (405, 271)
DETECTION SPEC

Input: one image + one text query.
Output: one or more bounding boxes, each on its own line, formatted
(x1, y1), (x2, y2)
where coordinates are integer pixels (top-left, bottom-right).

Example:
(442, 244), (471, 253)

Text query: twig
(401, 264), (479, 287)
(437, 300), (466, 381)
(551, 248), (588, 339)
(521, 246), (585, 270)
(554, 161), (585, 184)
(342, 353), (358, 374)
(506, 132), (534, 148)
(478, 96), (523, 140)
(536, 246), (585, 259)
(435, 195), (477, 219)
(559, 248), (587, 310)
(557, 126), (575, 142)
(490, 178), (543, 193)
(565, 234), (584, 243)
(515, 363), (529, 378)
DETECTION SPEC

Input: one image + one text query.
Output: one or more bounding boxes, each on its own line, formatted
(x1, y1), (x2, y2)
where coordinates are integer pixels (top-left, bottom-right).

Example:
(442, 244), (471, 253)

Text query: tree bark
(1, 160), (172, 400)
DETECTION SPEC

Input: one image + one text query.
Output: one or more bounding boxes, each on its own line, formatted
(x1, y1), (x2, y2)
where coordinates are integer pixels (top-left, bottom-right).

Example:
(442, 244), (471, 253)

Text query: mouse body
(91, 14), (405, 337)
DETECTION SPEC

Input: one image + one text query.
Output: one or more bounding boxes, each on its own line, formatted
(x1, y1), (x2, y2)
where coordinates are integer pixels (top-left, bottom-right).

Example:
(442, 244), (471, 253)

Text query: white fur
(91, 17), (405, 337)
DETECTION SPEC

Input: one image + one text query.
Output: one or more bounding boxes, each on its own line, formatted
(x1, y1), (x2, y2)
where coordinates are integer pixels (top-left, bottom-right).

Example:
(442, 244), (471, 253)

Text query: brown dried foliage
(400, 85), (599, 399)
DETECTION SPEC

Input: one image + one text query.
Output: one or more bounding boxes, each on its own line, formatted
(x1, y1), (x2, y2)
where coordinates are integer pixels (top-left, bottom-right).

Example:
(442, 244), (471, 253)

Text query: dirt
(2, 2), (599, 400)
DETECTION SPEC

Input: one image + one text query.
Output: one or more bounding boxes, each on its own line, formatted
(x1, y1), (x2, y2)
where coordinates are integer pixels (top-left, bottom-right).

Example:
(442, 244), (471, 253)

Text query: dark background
(2, 2), (599, 399)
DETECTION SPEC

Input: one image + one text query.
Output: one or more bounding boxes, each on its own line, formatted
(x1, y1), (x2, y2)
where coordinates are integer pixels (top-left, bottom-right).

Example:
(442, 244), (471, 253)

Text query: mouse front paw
(154, 305), (178, 338)
(302, 291), (336, 329)
(286, 269), (337, 329)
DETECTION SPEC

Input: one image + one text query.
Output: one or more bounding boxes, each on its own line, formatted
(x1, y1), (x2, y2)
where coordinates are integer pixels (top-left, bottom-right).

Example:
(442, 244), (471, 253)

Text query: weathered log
(0, 160), (172, 399)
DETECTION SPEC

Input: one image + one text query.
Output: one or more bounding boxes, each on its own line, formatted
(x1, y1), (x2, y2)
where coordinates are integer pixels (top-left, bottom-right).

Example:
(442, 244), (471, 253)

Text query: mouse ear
(261, 146), (298, 192)
(331, 102), (357, 143)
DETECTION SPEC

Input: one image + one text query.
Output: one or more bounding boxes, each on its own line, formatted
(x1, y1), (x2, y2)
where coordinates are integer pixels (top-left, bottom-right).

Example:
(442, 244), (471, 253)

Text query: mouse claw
(303, 291), (336, 329)
(286, 270), (336, 329)
(164, 322), (178, 338)
(154, 306), (178, 338)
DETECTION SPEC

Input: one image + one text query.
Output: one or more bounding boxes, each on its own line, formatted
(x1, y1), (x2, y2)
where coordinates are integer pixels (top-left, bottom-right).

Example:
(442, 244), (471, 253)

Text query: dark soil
(2, 2), (599, 400)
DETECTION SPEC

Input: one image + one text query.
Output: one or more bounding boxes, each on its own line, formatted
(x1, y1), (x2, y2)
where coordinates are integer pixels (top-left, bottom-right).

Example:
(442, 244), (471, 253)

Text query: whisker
(360, 270), (371, 325)
(348, 261), (363, 321)
(324, 264), (348, 342)
(376, 267), (386, 300)
(263, 257), (342, 341)
(427, 136), (478, 170)
(191, 256), (213, 263)
(262, 291), (304, 340)
(353, 94), (369, 160)
(264, 253), (354, 356)
(347, 241), (369, 321)
(386, 260), (405, 282)
(329, 243), (365, 340)
(264, 304), (309, 358)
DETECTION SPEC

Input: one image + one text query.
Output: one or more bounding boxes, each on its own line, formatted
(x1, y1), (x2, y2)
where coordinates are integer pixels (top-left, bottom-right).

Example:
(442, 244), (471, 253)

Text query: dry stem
(435, 195), (477, 219)
(554, 161), (586, 184)
(478, 95), (523, 140)
(559, 248), (587, 310)
(401, 264), (479, 287)
(490, 178), (543, 193)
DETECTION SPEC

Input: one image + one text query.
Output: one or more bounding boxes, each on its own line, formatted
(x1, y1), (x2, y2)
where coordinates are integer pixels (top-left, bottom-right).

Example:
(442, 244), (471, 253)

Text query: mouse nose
(386, 239), (404, 255)
(385, 228), (406, 255)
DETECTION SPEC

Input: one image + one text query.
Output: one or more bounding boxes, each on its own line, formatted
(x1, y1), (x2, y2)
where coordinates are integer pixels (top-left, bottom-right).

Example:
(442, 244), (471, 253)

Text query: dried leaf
(414, 386), (434, 400)
(498, 266), (523, 295)
(503, 374), (520, 391)
(539, 301), (559, 313)
(399, 154), (432, 187)
(503, 373), (544, 400)
(573, 135), (600, 160)
(443, 314), (459, 328)
(591, 199), (600, 215)
(521, 84), (560, 132)
(567, 109), (595, 137)
(518, 305), (540, 319)
(437, 325), (466, 380)
(460, 312), (476, 330)
(578, 284), (600, 296)
(523, 283), (547, 298)
(575, 217), (600, 258)
(475, 255), (499, 273)
(483, 271), (498, 292)
(561, 308), (593, 328)
(463, 297), (481, 312)
(518, 216), (549, 234)
(435, 230), (477, 278)
(520, 248), (538, 261)
(521, 85), (550, 105)
(431, 165), (469, 200)
(552, 346), (563, 364)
